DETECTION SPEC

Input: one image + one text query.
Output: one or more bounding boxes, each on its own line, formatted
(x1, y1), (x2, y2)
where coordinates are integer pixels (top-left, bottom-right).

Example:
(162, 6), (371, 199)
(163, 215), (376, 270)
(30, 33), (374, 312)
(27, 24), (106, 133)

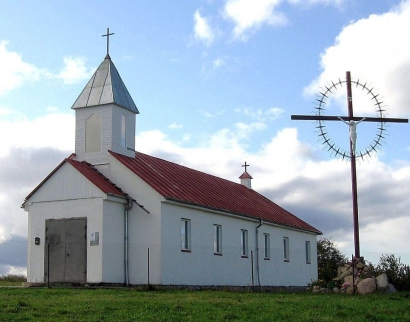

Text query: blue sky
(1, 0), (410, 274)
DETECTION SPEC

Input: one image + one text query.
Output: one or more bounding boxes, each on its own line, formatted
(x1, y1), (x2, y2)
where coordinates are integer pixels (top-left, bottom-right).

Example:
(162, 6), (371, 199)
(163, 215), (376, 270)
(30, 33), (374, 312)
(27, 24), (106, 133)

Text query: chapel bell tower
(71, 30), (139, 165)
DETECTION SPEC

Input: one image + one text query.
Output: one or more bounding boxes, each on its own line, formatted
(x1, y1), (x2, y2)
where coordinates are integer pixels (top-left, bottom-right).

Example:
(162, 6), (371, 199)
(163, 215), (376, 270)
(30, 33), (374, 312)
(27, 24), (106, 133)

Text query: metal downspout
(255, 219), (263, 289)
(124, 197), (132, 287)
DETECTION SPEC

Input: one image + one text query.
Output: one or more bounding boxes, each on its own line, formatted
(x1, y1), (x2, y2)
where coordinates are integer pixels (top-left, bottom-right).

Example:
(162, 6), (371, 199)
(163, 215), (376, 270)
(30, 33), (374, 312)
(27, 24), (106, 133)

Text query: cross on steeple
(242, 161), (250, 172)
(102, 28), (114, 58)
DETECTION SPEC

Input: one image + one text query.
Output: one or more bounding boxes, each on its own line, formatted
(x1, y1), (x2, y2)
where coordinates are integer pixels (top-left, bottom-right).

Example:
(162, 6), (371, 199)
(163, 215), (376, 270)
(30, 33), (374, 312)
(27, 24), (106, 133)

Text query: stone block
(376, 273), (389, 291)
(357, 278), (376, 294)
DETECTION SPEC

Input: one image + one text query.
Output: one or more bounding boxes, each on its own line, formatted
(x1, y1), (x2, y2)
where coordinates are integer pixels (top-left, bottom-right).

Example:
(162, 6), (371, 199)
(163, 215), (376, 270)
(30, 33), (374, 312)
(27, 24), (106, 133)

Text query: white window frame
(181, 218), (191, 251)
(283, 237), (290, 261)
(305, 240), (311, 264)
(264, 233), (270, 260)
(241, 229), (249, 257)
(213, 224), (222, 255)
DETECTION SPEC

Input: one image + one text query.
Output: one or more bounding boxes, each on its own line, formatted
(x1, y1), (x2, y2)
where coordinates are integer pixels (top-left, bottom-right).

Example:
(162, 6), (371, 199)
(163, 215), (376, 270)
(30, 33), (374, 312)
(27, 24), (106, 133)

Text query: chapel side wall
(101, 200), (125, 283)
(107, 156), (163, 285)
(26, 198), (104, 283)
(161, 203), (318, 286)
(258, 228), (318, 286)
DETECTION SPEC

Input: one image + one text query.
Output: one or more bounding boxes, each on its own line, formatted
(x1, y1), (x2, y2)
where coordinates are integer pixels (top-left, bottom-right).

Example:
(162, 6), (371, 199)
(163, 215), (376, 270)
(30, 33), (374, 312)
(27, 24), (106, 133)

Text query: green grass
(0, 288), (409, 321)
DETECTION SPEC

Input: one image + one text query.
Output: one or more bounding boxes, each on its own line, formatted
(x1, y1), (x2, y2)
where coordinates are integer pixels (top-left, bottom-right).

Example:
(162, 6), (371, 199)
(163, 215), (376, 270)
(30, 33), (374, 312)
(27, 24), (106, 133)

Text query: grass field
(1, 288), (410, 321)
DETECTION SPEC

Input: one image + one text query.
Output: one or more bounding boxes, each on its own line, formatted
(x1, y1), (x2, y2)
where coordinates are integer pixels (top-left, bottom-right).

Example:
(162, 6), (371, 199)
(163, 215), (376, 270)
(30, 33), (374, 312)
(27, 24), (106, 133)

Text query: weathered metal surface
(71, 57), (139, 113)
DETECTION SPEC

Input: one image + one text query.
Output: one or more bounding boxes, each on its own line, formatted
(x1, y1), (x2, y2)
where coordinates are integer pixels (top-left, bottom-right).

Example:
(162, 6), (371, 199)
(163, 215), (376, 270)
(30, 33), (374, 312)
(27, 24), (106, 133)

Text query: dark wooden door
(45, 218), (87, 283)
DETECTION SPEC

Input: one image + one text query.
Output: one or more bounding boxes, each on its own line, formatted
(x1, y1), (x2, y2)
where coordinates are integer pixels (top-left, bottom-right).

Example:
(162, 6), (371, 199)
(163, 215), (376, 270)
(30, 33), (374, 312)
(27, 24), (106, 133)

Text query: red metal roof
(23, 157), (127, 205)
(239, 171), (253, 179)
(110, 151), (321, 234)
(66, 159), (128, 197)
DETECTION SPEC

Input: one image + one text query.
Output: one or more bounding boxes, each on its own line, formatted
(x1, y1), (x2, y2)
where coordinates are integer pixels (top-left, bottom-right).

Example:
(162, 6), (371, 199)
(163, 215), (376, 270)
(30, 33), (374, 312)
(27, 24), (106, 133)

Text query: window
(213, 224), (222, 255)
(283, 237), (289, 261)
(305, 241), (311, 264)
(241, 229), (248, 257)
(181, 219), (191, 251)
(85, 113), (102, 153)
(264, 233), (270, 259)
(121, 114), (127, 148)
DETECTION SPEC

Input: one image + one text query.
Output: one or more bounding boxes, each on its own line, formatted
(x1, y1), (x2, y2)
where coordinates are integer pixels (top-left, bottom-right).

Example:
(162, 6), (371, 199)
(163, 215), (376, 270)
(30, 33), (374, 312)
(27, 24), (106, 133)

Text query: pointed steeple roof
(71, 55), (139, 113)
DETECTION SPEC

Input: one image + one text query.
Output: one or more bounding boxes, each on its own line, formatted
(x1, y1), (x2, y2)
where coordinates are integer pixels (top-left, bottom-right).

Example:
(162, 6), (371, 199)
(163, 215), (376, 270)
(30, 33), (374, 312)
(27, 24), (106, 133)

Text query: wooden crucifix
(292, 71), (408, 257)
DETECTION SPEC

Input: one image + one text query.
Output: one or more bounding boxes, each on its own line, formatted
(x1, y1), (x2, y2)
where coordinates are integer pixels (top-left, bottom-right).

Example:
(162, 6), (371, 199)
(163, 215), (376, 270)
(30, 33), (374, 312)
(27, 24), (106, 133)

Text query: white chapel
(22, 45), (321, 287)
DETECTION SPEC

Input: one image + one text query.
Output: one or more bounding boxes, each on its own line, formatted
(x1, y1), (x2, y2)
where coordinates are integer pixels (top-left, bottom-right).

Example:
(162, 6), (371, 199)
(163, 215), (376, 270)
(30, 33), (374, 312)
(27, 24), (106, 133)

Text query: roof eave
(164, 197), (322, 235)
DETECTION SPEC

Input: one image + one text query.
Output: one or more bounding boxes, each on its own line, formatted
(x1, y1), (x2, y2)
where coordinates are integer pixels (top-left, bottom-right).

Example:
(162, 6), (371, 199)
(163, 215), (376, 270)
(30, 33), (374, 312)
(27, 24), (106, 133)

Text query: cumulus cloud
(0, 41), (94, 97)
(304, 1), (410, 117)
(194, 10), (215, 45)
(0, 111), (75, 157)
(55, 57), (93, 84)
(223, 0), (287, 40)
(0, 111), (74, 241)
(136, 126), (410, 255)
(194, 0), (345, 43)
(1, 106), (409, 259)
(0, 41), (43, 96)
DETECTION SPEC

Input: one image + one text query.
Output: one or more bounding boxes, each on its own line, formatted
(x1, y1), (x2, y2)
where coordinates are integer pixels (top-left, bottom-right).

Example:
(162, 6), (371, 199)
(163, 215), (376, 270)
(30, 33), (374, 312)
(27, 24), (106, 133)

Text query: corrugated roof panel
(110, 151), (321, 234)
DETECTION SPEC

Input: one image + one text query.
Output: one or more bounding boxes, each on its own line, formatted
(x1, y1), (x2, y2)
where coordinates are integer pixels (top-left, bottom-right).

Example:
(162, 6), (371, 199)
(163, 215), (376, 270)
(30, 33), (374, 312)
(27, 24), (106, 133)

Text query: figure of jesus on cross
(337, 117), (366, 154)
(292, 71), (408, 257)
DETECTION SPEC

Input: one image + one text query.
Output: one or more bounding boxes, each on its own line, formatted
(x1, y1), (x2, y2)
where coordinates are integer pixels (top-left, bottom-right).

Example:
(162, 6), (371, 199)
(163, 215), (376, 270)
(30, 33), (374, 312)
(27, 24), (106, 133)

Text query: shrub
(373, 254), (410, 291)
(317, 238), (348, 285)
(0, 274), (27, 283)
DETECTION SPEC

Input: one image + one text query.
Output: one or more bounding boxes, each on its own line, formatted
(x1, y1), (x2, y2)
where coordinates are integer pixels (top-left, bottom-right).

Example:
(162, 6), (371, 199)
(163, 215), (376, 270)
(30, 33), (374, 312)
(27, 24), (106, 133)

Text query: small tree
(317, 238), (348, 286)
(373, 254), (410, 291)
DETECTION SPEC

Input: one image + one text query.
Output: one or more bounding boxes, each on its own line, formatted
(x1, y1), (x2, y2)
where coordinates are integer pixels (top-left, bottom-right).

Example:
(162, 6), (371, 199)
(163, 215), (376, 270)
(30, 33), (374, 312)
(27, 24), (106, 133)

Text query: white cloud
(223, 0), (288, 40)
(55, 57), (93, 84)
(288, 0), (344, 7)
(0, 41), (43, 96)
(168, 122), (183, 129)
(305, 1), (410, 117)
(235, 106), (284, 121)
(213, 58), (225, 68)
(1, 109), (409, 256)
(0, 42), (93, 97)
(0, 112), (75, 157)
(194, 10), (215, 45)
(135, 125), (410, 255)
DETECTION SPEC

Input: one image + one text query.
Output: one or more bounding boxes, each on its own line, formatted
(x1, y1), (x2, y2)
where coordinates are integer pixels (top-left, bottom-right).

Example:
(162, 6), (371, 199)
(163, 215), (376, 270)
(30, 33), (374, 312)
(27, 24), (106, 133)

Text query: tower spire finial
(102, 28), (114, 58)
(242, 161), (250, 173)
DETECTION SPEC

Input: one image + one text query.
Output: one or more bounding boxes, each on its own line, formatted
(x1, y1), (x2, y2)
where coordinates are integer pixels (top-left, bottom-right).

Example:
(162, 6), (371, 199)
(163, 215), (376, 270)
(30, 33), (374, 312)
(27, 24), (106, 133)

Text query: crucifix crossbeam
(291, 115), (408, 123)
(291, 71), (408, 258)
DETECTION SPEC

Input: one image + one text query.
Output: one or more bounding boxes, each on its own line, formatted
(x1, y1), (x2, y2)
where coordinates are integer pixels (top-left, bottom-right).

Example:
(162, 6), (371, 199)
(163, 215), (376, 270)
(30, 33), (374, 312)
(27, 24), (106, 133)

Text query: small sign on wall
(90, 232), (99, 246)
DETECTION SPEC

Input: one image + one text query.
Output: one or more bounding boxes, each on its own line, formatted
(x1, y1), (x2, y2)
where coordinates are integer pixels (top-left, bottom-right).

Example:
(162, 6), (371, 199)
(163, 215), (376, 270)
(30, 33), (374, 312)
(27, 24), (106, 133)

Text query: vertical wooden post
(346, 72), (360, 258)
(251, 250), (254, 292)
(147, 248), (150, 289)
